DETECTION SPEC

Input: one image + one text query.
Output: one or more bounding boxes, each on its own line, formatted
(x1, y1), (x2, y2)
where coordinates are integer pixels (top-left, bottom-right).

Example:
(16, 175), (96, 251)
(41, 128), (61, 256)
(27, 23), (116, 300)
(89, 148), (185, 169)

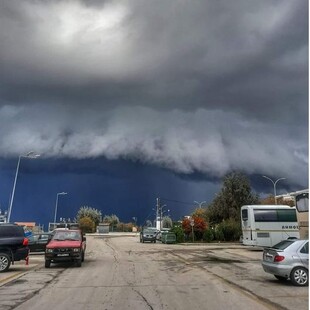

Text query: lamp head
(24, 151), (40, 158)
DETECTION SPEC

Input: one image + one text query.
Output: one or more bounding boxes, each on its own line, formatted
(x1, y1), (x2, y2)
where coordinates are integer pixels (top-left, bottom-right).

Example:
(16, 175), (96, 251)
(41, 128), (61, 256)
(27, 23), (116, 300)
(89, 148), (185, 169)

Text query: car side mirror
(82, 236), (86, 242)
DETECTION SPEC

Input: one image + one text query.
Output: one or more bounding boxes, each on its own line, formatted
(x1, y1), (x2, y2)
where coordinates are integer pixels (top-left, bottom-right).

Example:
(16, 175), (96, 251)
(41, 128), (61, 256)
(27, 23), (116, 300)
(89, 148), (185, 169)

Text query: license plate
(57, 253), (69, 257)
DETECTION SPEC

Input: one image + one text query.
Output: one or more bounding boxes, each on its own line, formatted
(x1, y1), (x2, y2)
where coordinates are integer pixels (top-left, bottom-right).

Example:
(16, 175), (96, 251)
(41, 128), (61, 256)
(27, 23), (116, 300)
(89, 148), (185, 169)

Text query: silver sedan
(262, 239), (308, 286)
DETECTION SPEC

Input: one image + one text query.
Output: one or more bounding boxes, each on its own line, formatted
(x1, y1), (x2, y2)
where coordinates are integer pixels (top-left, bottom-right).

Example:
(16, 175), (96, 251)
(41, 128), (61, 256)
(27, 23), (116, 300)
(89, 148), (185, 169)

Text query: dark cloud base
(0, 157), (306, 230)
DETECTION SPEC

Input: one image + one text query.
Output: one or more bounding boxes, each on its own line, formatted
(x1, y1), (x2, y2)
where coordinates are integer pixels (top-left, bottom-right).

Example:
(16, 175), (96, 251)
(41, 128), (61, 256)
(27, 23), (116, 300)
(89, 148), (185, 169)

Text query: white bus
(294, 191), (308, 239)
(241, 205), (300, 247)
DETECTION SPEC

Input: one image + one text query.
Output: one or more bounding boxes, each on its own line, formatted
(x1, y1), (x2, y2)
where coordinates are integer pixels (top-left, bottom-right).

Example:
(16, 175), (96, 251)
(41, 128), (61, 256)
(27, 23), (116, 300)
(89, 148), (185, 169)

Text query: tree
(193, 216), (207, 240)
(102, 214), (120, 232)
(79, 216), (95, 234)
(145, 220), (153, 227)
(76, 206), (102, 227)
(192, 207), (208, 221)
(162, 216), (173, 228)
(170, 224), (185, 243)
(103, 214), (120, 226)
(207, 172), (259, 224)
(182, 216), (207, 241)
(182, 218), (192, 236)
(116, 222), (133, 232)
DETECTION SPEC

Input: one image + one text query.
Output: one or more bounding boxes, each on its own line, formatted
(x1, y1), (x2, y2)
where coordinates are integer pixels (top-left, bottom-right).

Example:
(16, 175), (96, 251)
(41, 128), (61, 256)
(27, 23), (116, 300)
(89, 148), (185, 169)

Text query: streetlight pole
(7, 151), (40, 223)
(190, 218), (195, 243)
(194, 201), (207, 208)
(53, 192), (68, 226)
(262, 176), (286, 205)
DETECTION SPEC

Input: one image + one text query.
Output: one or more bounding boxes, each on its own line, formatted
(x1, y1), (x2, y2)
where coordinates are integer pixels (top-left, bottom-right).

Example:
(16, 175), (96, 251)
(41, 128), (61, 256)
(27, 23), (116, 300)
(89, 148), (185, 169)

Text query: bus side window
(300, 242), (309, 254)
(242, 209), (248, 221)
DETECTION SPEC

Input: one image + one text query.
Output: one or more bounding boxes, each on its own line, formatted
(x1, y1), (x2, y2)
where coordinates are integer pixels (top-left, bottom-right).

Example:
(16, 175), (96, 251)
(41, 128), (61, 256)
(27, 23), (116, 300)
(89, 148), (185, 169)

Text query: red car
(45, 229), (86, 268)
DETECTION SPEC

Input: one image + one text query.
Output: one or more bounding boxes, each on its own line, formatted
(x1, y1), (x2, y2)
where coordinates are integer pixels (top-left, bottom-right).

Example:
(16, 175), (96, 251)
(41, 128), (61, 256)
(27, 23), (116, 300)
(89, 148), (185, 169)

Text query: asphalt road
(0, 235), (308, 310)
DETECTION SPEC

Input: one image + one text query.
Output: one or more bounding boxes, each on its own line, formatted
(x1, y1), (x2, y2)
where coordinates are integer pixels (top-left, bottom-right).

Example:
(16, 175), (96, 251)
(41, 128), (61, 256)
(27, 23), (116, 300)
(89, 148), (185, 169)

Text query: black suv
(0, 224), (29, 272)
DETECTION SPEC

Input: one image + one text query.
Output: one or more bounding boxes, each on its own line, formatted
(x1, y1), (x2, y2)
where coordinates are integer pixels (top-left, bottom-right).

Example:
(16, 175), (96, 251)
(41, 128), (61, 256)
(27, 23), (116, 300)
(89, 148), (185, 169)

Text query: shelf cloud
(0, 0), (308, 187)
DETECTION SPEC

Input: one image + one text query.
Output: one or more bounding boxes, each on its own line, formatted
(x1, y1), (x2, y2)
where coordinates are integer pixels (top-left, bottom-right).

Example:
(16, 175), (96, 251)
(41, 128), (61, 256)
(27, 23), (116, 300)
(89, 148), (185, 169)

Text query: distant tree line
(75, 171), (294, 240)
(75, 207), (137, 234)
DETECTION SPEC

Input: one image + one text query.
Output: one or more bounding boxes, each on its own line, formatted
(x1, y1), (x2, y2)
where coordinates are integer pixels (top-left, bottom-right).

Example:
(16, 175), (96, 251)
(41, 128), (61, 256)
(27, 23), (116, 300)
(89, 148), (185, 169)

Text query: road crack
(132, 288), (154, 310)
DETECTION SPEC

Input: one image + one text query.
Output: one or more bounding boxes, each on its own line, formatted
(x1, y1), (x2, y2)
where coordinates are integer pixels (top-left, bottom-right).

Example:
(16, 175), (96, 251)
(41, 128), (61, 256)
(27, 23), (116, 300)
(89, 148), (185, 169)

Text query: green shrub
(170, 225), (185, 243)
(203, 229), (214, 242)
(215, 219), (241, 241)
(214, 226), (225, 241)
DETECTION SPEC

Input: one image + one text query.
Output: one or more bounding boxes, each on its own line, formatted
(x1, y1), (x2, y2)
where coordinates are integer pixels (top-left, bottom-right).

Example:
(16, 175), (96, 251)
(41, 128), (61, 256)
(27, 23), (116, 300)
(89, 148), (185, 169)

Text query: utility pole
(156, 198), (160, 230)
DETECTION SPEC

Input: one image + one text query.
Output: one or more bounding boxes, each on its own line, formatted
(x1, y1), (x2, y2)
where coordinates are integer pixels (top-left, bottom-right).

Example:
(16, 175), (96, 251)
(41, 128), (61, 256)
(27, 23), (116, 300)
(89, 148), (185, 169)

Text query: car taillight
(23, 238), (29, 246)
(274, 255), (285, 262)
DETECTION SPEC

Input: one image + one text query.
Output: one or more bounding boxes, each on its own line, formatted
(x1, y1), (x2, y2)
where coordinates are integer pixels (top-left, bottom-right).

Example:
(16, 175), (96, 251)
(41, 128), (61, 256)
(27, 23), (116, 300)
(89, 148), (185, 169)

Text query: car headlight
(46, 248), (53, 253)
(73, 248), (80, 252)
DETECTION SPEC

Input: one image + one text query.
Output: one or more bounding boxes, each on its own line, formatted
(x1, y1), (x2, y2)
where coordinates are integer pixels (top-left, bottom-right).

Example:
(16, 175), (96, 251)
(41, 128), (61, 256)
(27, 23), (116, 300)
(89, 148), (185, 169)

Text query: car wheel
(274, 275), (287, 281)
(45, 260), (51, 268)
(290, 267), (308, 286)
(0, 253), (11, 272)
(153, 240), (156, 243)
(81, 251), (85, 262)
(142, 239), (145, 243)
(76, 259), (82, 267)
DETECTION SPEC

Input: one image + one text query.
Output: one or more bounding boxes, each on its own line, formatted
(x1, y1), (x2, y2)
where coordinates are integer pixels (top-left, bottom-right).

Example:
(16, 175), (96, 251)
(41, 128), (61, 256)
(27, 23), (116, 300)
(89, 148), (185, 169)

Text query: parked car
(27, 233), (52, 253)
(262, 239), (308, 286)
(45, 229), (86, 268)
(0, 223), (29, 272)
(140, 227), (158, 243)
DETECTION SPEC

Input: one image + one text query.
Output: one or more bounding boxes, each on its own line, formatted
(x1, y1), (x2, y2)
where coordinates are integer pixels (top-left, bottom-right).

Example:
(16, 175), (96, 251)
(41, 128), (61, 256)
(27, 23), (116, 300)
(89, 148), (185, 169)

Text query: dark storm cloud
(0, 0), (308, 186)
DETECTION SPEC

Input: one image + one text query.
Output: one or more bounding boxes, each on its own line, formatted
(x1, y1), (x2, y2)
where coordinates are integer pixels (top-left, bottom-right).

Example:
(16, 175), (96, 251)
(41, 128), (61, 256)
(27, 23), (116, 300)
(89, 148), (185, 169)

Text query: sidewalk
(88, 232), (139, 237)
(0, 254), (43, 287)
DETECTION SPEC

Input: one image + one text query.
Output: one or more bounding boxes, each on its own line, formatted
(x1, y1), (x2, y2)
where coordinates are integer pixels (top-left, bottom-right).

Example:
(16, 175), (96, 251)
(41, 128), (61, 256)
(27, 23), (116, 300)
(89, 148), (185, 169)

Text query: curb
(0, 262), (40, 287)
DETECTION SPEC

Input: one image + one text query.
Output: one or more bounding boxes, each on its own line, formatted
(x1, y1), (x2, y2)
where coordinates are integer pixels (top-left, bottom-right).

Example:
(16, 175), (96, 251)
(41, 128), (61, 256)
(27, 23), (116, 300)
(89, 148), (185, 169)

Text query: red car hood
(47, 240), (81, 248)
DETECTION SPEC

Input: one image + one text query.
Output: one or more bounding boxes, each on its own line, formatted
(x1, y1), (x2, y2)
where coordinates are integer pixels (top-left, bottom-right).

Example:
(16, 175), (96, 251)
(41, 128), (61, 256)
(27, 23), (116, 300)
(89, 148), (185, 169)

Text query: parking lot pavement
(0, 254), (44, 287)
(225, 247), (263, 260)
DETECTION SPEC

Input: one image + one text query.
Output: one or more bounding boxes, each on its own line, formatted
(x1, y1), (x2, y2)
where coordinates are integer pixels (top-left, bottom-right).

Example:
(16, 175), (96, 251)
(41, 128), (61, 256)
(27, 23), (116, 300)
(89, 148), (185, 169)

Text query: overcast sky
(0, 0), (308, 224)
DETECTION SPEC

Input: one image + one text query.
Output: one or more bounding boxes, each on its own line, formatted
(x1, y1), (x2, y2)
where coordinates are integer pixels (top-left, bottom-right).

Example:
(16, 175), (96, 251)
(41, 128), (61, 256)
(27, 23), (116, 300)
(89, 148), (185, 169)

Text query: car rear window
(272, 240), (294, 250)
(0, 225), (24, 237)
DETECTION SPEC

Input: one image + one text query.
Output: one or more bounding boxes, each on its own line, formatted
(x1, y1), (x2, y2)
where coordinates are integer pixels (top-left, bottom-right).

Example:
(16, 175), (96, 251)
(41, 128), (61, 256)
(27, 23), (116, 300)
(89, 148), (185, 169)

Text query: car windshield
(272, 240), (294, 250)
(53, 231), (81, 241)
(143, 229), (156, 234)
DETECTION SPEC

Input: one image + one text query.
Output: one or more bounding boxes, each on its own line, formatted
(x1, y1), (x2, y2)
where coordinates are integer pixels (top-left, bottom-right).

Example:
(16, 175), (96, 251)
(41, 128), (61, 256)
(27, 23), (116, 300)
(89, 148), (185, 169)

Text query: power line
(160, 197), (194, 206)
